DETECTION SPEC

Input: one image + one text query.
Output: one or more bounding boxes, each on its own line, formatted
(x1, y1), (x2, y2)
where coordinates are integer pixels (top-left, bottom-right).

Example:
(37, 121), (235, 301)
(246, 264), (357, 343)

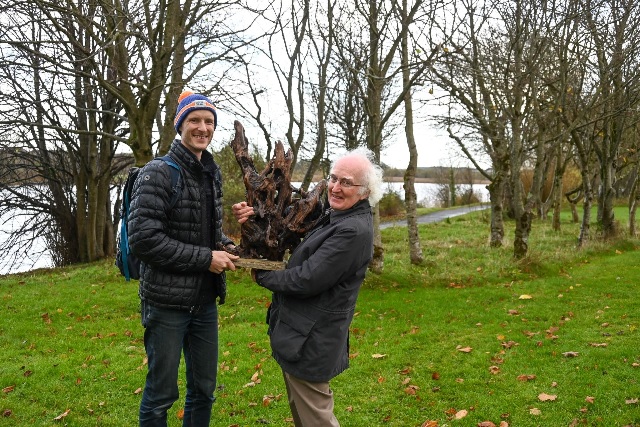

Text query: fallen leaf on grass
(538, 393), (557, 402)
(262, 395), (276, 406)
(478, 422), (496, 427)
(516, 374), (536, 381)
(456, 346), (473, 353)
(453, 409), (468, 419)
(585, 396), (595, 404)
(3, 409), (12, 417)
(489, 366), (500, 375)
(626, 398), (638, 405)
(2, 385), (15, 394)
(562, 351), (579, 357)
(529, 408), (541, 415)
(421, 421), (438, 427)
(589, 343), (608, 347)
(134, 387), (142, 395)
(372, 353), (387, 359)
(53, 409), (70, 421)
(519, 294), (533, 300)
(404, 385), (419, 395)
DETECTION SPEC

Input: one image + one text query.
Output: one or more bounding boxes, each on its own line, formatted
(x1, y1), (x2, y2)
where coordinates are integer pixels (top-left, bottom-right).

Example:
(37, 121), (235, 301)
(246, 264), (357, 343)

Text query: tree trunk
(598, 147), (617, 239)
(400, 0), (423, 265)
(577, 170), (594, 247)
(366, 0), (384, 274)
(486, 179), (505, 248)
(628, 167), (639, 236)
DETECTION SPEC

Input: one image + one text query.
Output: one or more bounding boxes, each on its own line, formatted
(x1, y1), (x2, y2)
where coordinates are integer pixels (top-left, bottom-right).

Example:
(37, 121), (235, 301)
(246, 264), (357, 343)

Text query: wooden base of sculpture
(232, 258), (286, 270)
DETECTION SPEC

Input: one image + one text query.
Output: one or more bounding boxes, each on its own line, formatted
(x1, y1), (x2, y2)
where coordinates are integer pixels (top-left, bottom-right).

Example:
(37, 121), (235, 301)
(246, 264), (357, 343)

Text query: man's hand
(209, 250), (240, 274)
(232, 201), (255, 224)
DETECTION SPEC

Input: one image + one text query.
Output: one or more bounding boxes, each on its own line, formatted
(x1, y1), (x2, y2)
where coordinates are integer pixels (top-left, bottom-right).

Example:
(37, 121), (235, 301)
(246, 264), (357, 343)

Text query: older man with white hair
(233, 147), (384, 426)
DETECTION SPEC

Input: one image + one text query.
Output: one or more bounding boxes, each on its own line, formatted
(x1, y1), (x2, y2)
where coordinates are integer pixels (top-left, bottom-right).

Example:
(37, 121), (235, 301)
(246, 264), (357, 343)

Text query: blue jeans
(139, 302), (219, 427)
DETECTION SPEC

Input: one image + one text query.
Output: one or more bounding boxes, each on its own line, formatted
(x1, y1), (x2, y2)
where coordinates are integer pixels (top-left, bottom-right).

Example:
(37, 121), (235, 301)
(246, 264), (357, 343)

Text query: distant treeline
(290, 159), (490, 183)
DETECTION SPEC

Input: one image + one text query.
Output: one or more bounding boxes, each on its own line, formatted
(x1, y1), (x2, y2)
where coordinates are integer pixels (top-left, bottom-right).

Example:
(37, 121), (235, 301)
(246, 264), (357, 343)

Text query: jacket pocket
(271, 307), (316, 362)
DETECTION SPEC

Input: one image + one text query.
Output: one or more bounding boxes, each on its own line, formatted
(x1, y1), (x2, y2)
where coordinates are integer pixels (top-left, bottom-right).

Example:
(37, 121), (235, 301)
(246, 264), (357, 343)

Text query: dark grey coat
(128, 140), (232, 310)
(255, 200), (373, 382)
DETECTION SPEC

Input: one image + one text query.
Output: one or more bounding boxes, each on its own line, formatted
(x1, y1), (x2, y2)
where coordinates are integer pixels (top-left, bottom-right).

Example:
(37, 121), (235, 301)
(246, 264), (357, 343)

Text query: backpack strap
(158, 155), (182, 207)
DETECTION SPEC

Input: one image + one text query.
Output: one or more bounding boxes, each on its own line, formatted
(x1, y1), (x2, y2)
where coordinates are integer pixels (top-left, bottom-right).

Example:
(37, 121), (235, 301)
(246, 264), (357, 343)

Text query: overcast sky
(212, 107), (467, 169)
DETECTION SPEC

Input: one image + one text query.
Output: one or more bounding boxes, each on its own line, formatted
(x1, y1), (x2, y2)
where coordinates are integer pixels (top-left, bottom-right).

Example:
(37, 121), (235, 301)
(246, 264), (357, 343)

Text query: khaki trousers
(283, 371), (340, 427)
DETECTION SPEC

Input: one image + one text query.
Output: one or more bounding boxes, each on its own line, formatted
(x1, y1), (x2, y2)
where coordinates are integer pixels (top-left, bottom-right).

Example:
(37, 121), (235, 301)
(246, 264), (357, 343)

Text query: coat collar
(329, 199), (372, 223)
(170, 139), (216, 172)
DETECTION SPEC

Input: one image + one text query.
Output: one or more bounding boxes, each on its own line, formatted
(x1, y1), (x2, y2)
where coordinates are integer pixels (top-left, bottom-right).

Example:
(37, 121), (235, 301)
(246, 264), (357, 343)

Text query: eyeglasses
(327, 174), (363, 188)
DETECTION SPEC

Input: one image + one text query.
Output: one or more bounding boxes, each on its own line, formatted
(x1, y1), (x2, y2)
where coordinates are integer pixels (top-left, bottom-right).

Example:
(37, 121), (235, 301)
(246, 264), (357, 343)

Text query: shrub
(378, 189), (405, 217)
(214, 144), (265, 237)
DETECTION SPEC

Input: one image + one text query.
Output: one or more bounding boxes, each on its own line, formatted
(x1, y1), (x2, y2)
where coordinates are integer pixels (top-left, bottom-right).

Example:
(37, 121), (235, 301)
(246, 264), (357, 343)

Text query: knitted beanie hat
(174, 90), (218, 134)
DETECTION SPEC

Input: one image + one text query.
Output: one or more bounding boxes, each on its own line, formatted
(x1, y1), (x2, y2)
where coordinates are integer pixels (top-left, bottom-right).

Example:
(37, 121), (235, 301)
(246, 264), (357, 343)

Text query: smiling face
(179, 109), (216, 159)
(328, 156), (370, 211)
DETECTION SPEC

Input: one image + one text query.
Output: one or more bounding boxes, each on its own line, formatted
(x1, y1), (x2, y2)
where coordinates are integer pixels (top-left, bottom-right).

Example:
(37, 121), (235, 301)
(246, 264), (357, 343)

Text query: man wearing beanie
(128, 90), (239, 426)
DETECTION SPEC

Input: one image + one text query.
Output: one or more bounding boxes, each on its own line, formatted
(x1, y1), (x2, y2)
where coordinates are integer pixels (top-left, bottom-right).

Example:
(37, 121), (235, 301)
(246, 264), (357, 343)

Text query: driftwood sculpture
(228, 120), (327, 268)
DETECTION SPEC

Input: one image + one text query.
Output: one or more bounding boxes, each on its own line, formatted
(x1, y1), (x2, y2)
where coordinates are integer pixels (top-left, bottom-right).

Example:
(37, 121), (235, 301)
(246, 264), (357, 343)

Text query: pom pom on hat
(174, 90), (218, 134)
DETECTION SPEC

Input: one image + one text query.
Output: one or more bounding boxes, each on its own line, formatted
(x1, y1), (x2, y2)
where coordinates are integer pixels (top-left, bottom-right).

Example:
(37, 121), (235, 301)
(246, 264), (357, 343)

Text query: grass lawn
(1, 208), (639, 426)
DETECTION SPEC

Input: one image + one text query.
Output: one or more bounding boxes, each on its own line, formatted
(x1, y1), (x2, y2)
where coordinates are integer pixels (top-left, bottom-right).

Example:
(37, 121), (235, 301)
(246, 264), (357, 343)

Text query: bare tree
(429, 0), (510, 248)
(0, 0), (263, 271)
(430, 0), (578, 258)
(333, 0), (438, 272)
(400, 0), (425, 264)
(299, 0), (336, 190)
(0, 2), (126, 268)
(584, 0), (640, 239)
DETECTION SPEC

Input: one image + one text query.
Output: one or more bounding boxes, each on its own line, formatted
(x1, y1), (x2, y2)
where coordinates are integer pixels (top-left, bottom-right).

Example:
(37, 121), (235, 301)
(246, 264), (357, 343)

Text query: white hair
(331, 147), (384, 206)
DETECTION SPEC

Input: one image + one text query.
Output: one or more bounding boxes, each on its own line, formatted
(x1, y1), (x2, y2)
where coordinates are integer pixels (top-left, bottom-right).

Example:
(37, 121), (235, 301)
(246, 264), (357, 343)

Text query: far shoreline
(383, 176), (491, 185)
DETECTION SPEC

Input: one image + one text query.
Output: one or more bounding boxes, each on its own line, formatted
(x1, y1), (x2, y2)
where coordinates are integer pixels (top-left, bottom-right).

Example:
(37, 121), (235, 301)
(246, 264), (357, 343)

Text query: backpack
(115, 155), (182, 281)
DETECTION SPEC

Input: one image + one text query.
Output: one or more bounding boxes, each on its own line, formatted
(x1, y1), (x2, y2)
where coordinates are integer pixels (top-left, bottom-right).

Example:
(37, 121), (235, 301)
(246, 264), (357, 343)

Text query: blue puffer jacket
(255, 200), (373, 382)
(128, 140), (233, 309)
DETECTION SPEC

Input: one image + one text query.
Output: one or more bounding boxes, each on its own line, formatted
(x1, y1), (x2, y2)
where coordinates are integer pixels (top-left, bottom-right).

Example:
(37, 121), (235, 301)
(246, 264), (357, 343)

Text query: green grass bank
(1, 208), (639, 426)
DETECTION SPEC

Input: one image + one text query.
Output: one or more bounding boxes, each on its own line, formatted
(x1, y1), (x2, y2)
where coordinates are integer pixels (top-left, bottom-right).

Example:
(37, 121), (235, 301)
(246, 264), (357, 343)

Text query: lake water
(0, 181), (488, 275)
